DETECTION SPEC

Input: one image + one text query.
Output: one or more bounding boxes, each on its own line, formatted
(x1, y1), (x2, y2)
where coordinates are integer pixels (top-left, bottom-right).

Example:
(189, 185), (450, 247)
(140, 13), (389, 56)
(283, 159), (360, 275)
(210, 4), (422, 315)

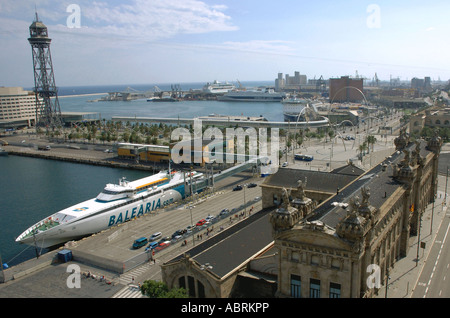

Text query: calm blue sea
(36, 81), (284, 122)
(1, 81), (282, 267)
(0, 155), (150, 267)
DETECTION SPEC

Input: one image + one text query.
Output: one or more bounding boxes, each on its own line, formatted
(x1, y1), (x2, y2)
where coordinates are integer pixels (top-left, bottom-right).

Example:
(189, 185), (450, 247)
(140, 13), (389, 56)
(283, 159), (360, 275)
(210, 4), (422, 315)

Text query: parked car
(132, 237), (148, 249)
(171, 235), (183, 243)
(205, 215), (215, 222)
(219, 208), (229, 216)
(282, 162), (288, 167)
(154, 241), (170, 252)
(157, 237), (171, 245)
(145, 241), (159, 251)
(247, 183), (257, 188)
(38, 145), (51, 151)
(196, 219), (206, 227)
(149, 232), (162, 241)
(171, 229), (186, 238)
(233, 185), (243, 191)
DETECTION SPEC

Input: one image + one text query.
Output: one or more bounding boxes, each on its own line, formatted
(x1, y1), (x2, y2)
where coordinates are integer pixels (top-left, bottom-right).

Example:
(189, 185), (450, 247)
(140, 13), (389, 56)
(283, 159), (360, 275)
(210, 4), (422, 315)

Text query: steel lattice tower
(28, 12), (62, 128)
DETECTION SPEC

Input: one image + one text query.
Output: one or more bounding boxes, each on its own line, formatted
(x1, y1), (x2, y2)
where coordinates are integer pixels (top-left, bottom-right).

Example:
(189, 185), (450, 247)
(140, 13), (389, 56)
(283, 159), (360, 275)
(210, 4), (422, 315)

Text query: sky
(1, 0), (450, 87)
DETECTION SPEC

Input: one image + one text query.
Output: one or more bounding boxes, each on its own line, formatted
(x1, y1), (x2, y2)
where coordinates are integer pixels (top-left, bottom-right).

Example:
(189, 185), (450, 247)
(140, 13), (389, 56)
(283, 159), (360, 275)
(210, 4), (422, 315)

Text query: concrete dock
(0, 160), (262, 297)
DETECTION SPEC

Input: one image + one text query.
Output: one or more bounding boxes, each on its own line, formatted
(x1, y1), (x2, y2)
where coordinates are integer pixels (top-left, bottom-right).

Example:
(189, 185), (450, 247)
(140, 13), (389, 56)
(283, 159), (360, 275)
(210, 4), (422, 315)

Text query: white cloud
(220, 40), (296, 55)
(78, 0), (238, 41)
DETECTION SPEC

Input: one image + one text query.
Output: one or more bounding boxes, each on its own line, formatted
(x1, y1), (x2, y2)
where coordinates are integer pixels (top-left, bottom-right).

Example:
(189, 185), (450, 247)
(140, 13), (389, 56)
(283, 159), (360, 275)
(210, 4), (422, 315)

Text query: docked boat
(282, 97), (323, 122)
(0, 147), (7, 156)
(147, 97), (179, 102)
(15, 170), (204, 248)
(202, 80), (235, 94)
(217, 88), (286, 102)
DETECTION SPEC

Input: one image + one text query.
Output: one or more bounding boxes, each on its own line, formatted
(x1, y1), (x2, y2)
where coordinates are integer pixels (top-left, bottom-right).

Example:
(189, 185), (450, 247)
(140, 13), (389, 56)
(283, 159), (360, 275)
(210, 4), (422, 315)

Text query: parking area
(67, 173), (263, 273)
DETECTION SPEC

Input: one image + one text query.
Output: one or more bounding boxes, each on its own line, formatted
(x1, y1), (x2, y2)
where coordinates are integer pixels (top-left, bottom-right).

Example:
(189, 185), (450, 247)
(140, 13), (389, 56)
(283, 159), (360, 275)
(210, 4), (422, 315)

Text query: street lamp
(243, 183), (247, 215)
(189, 205), (195, 246)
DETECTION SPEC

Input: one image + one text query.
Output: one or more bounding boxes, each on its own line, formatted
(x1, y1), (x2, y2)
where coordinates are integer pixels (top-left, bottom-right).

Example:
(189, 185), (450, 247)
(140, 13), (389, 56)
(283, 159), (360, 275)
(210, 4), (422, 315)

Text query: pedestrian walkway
(375, 186), (448, 298)
(112, 285), (144, 298)
(118, 260), (159, 286)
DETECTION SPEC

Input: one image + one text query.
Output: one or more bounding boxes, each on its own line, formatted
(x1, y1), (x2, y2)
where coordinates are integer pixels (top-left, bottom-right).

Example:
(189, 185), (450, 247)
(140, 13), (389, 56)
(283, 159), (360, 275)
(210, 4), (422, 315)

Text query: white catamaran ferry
(16, 170), (204, 248)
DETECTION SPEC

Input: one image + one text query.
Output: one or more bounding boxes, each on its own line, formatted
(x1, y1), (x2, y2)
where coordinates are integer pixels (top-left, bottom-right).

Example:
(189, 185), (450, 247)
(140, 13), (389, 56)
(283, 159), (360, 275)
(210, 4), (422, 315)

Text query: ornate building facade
(269, 129), (441, 298)
(161, 129), (442, 298)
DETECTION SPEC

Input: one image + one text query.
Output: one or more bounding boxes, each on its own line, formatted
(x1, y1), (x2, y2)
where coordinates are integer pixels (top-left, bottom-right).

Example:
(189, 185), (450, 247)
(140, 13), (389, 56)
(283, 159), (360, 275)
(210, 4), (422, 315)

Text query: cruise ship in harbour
(217, 88), (286, 102)
(282, 97), (324, 122)
(15, 170), (204, 248)
(202, 80), (236, 94)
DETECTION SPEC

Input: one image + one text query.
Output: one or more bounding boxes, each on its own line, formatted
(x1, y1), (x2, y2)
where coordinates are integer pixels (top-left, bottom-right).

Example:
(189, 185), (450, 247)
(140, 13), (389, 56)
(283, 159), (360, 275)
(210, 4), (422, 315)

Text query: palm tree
(358, 142), (367, 160)
(366, 135), (377, 153)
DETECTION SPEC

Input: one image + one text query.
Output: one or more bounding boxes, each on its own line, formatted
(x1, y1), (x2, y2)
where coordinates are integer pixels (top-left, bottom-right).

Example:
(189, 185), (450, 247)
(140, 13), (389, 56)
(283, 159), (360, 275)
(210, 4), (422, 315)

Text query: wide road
(67, 171), (264, 281)
(412, 204), (450, 298)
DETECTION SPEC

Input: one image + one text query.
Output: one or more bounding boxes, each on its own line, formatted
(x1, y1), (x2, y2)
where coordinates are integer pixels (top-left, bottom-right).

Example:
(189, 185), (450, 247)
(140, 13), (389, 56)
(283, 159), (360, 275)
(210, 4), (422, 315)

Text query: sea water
(1, 81), (283, 266)
(0, 155), (149, 266)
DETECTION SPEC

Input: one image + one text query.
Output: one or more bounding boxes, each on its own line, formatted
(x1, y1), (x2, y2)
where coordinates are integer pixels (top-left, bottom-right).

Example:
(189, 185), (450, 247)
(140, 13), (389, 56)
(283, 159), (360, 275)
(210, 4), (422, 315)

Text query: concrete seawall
(5, 147), (155, 172)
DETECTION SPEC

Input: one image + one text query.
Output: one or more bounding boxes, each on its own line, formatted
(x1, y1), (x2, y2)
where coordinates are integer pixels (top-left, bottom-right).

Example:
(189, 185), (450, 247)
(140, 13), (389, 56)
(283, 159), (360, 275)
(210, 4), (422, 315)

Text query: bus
(295, 154), (314, 161)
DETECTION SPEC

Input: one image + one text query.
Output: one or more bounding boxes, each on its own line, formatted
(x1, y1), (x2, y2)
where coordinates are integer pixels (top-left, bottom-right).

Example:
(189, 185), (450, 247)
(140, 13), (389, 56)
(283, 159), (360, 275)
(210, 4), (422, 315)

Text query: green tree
(140, 280), (188, 298)
(365, 135), (377, 153)
(328, 129), (335, 143)
(358, 142), (367, 160)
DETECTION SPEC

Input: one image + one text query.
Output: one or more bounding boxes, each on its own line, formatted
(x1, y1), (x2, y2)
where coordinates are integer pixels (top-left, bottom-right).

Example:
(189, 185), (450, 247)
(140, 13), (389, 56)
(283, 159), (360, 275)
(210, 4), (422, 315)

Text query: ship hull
(16, 182), (189, 248)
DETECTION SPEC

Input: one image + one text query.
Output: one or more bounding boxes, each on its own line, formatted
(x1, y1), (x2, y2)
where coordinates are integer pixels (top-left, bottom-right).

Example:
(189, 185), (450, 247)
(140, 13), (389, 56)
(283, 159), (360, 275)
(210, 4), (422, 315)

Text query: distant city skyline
(1, 0), (449, 87)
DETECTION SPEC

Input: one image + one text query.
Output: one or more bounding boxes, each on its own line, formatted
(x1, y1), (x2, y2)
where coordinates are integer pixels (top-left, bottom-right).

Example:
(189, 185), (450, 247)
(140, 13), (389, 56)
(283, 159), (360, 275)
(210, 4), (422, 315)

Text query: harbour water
(55, 81), (284, 122)
(1, 81), (282, 267)
(0, 155), (150, 267)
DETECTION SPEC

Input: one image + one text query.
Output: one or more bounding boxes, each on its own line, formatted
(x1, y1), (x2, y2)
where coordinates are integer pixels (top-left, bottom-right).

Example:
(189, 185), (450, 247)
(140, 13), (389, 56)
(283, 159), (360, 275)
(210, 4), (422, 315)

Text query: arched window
(197, 281), (205, 298)
(178, 276), (186, 289)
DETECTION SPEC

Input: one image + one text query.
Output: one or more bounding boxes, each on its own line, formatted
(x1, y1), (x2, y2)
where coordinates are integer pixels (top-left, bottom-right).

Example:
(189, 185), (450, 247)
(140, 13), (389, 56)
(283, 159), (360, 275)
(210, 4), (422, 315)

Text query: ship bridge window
(101, 189), (132, 195)
(101, 189), (122, 195)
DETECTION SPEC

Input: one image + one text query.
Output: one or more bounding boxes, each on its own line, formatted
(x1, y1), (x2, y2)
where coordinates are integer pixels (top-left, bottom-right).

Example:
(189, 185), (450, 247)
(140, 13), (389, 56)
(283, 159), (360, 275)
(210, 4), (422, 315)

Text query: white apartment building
(0, 87), (41, 128)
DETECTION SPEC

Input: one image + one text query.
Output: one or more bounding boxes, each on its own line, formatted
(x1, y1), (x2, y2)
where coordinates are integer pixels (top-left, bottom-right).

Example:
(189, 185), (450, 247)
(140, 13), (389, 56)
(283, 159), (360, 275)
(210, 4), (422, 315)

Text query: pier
(112, 115), (330, 129)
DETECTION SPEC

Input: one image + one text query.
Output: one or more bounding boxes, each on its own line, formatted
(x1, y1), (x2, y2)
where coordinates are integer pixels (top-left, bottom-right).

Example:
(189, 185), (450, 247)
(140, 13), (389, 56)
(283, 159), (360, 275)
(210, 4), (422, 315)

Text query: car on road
(233, 185), (243, 191)
(149, 232), (162, 241)
(154, 241), (170, 252)
(196, 219), (206, 227)
(38, 145), (51, 151)
(171, 235), (183, 243)
(205, 215), (215, 222)
(171, 229), (186, 238)
(132, 237), (148, 249)
(247, 183), (257, 188)
(157, 237), (171, 245)
(294, 154), (313, 161)
(219, 208), (229, 216)
(145, 241), (159, 251)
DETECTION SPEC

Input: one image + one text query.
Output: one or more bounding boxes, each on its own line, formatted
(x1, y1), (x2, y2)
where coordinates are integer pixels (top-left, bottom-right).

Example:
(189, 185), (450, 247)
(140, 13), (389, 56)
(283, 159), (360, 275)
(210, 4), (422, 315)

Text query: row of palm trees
(358, 134), (377, 160)
(38, 120), (178, 146)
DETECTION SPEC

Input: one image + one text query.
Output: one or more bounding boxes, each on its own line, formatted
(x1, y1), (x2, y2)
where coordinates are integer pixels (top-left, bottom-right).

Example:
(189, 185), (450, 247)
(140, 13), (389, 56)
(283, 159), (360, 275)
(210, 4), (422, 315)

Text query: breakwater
(6, 148), (155, 171)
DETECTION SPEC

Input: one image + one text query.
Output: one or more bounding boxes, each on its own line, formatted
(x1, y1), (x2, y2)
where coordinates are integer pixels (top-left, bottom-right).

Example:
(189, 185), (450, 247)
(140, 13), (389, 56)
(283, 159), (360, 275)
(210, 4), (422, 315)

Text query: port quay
(2, 3), (450, 306)
(2, 114), (450, 300)
(111, 115), (330, 129)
